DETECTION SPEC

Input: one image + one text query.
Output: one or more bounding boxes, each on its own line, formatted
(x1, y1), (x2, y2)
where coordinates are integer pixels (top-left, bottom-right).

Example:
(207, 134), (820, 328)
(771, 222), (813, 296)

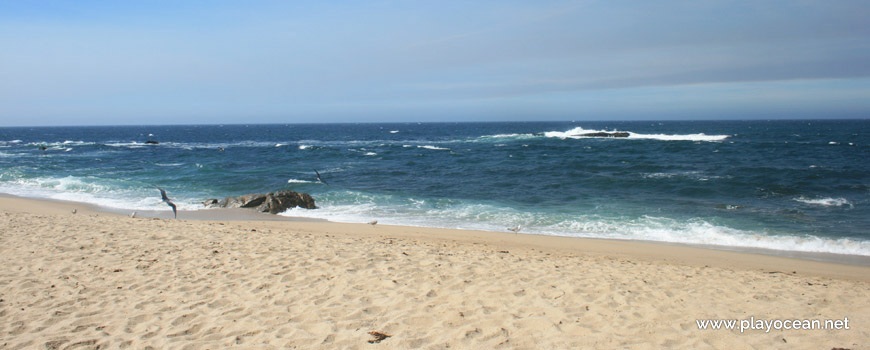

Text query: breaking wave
(543, 127), (729, 142)
(281, 191), (870, 256)
(794, 196), (853, 208)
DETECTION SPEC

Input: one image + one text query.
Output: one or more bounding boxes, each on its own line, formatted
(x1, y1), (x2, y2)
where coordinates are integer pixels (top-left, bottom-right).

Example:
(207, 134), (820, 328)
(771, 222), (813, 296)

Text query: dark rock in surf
(203, 190), (317, 214)
(145, 140), (159, 144)
(574, 132), (630, 138)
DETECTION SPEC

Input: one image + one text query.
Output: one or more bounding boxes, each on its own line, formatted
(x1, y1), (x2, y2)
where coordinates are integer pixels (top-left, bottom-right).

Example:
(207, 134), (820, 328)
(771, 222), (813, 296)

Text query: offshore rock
(203, 190), (317, 214)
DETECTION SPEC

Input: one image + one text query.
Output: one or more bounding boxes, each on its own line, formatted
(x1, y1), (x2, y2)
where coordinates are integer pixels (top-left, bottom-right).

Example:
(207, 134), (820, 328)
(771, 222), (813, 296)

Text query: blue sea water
(1, 120), (868, 255)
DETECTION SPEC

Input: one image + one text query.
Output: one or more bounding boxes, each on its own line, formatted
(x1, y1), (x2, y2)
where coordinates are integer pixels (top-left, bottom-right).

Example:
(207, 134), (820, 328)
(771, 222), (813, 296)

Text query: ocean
(1, 120), (868, 256)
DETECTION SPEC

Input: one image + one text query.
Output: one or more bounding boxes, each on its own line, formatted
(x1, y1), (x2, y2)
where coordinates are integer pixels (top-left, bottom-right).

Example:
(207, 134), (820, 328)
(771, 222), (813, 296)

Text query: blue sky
(1, 0), (868, 126)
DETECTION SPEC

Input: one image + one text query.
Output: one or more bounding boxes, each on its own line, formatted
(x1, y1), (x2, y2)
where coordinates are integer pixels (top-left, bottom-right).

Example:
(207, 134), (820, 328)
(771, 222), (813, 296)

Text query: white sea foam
(364, 152), (377, 156)
(2, 172), (866, 256)
(390, 130), (399, 134)
(0, 176), (203, 212)
(287, 179), (314, 184)
(0, 151), (26, 157)
(26, 140), (97, 147)
(418, 145), (449, 151)
(476, 133), (538, 142)
(298, 145), (312, 150)
(642, 171), (726, 181)
(794, 196), (853, 208)
(630, 133), (729, 141)
(544, 126), (729, 142)
(105, 141), (148, 148)
(280, 193), (870, 256)
(643, 172), (679, 179)
(104, 140), (292, 150)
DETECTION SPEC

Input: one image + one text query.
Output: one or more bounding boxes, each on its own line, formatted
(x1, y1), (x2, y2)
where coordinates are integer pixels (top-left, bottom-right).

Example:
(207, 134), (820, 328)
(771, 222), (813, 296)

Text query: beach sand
(1, 196), (867, 349)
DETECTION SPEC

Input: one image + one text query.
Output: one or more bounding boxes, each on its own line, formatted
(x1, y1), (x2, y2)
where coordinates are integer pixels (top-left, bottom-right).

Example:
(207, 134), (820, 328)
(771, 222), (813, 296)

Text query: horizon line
(2, 117), (869, 128)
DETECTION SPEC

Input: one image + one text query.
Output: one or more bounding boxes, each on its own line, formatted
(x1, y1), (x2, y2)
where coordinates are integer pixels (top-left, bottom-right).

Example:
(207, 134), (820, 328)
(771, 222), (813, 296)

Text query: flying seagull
(314, 169), (328, 185)
(507, 225), (522, 233)
(157, 187), (177, 218)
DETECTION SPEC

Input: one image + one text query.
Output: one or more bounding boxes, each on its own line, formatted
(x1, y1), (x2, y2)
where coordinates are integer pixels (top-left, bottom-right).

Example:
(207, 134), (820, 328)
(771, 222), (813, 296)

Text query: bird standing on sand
(508, 225), (522, 233)
(157, 187), (177, 218)
(314, 169), (328, 185)
(368, 220), (378, 226)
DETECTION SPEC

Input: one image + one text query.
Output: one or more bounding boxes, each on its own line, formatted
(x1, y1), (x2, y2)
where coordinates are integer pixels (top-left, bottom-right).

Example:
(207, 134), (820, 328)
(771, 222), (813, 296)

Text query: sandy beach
(1, 196), (868, 349)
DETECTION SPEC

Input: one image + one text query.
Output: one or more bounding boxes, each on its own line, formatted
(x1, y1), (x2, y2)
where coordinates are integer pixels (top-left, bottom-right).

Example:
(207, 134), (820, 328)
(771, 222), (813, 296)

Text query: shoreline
(2, 194), (868, 348)
(3, 193), (869, 268)
(2, 194), (869, 280)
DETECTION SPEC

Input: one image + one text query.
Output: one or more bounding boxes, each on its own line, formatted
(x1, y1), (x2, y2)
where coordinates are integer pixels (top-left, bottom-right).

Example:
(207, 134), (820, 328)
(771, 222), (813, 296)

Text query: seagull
(130, 211), (137, 218)
(157, 187), (177, 218)
(368, 220), (378, 226)
(507, 225), (522, 233)
(72, 208), (77, 214)
(314, 169), (328, 185)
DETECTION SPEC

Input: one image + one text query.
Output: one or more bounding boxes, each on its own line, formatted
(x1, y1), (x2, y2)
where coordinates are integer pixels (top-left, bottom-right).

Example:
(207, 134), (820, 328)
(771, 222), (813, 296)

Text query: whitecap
(476, 133), (537, 142)
(299, 145), (312, 150)
(794, 196), (853, 208)
(642, 171), (723, 181)
(390, 130), (399, 134)
(483, 133), (521, 138)
(364, 152), (377, 156)
(643, 172), (676, 179)
(287, 179), (314, 184)
(27, 140), (95, 147)
(105, 142), (146, 148)
(418, 145), (449, 151)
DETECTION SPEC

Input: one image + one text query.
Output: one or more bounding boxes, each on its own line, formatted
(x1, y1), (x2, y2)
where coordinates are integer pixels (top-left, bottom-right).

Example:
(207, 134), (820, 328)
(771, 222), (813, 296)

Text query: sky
(1, 0), (869, 126)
